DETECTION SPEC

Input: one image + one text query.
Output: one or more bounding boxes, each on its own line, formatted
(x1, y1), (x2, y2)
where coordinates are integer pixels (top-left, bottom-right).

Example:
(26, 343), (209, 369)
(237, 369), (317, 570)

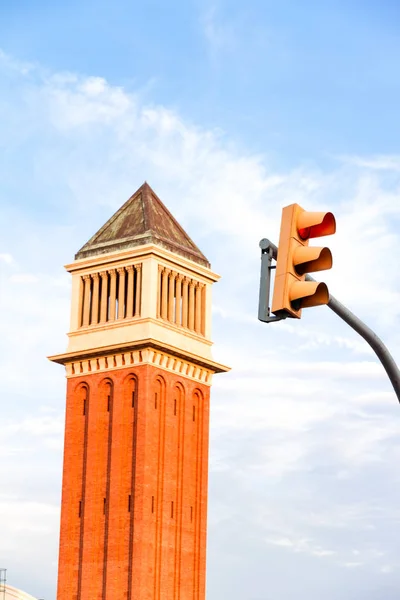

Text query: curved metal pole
(259, 238), (400, 402)
(307, 274), (400, 403)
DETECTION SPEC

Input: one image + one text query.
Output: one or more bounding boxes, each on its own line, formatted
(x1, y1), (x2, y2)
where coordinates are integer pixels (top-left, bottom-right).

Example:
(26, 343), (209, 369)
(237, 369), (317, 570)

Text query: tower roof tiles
(75, 182), (209, 267)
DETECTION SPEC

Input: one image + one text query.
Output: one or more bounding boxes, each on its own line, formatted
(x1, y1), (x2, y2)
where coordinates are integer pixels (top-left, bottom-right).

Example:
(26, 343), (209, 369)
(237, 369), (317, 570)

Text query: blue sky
(1, 2), (400, 600)
(2, 0), (400, 162)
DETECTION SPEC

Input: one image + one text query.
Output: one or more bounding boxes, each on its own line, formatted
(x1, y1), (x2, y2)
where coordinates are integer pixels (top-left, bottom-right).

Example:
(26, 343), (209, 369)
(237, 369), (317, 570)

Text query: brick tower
(50, 183), (228, 600)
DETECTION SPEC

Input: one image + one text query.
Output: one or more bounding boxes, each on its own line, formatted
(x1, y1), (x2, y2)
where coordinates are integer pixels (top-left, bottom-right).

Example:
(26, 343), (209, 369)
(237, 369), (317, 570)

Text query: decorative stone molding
(64, 347), (213, 385)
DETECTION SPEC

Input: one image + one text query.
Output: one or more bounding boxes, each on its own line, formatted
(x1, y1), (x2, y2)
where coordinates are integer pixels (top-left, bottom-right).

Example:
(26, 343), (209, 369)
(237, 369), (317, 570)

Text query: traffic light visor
(297, 212), (336, 240)
(289, 281), (329, 308)
(293, 246), (332, 275)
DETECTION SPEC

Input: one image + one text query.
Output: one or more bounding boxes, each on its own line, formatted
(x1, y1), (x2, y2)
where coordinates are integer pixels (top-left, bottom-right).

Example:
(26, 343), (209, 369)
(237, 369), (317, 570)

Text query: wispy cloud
(10, 273), (40, 283)
(266, 535), (336, 558)
(340, 154), (400, 172)
(201, 4), (237, 56)
(0, 252), (14, 264)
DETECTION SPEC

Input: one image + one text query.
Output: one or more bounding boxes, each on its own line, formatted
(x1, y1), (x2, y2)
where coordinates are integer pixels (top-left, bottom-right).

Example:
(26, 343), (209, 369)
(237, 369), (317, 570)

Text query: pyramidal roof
(75, 183), (210, 267)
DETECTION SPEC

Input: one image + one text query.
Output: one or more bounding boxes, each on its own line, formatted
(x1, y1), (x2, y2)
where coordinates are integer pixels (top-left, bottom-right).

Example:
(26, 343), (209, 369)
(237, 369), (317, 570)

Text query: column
(117, 268), (126, 319)
(90, 273), (100, 326)
(76, 276), (84, 328)
(188, 280), (195, 331)
(100, 272), (108, 324)
(168, 271), (175, 323)
(126, 266), (134, 319)
(175, 274), (183, 326)
(157, 265), (163, 318)
(201, 284), (206, 335)
(202, 283), (213, 339)
(109, 269), (117, 321)
(161, 268), (169, 320)
(134, 264), (142, 317)
(82, 275), (91, 327)
(181, 277), (189, 328)
(194, 282), (202, 334)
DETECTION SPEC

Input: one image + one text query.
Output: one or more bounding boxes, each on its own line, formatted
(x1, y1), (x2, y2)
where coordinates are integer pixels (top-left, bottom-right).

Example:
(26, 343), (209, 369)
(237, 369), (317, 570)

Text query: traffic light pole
(259, 239), (400, 403)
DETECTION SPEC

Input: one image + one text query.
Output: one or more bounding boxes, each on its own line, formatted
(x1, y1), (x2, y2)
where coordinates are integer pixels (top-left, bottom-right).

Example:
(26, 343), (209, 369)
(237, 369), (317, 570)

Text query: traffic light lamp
(271, 203), (336, 318)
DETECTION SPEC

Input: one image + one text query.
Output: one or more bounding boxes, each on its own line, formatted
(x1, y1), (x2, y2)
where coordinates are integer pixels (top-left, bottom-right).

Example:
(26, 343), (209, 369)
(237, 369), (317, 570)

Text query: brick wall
(57, 364), (210, 600)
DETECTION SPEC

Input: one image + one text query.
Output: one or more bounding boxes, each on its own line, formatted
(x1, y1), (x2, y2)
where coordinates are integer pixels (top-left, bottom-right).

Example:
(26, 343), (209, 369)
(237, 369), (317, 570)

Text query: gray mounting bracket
(258, 238), (288, 323)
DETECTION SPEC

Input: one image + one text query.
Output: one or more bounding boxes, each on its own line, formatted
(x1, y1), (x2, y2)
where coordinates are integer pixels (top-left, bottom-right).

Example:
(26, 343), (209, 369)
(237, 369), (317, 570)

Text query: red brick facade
(57, 364), (210, 600)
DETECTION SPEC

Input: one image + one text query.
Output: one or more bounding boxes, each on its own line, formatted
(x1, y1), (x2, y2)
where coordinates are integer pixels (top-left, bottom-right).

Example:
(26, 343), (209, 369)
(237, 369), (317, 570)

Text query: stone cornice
(48, 338), (230, 376)
(66, 316), (213, 346)
(65, 243), (220, 282)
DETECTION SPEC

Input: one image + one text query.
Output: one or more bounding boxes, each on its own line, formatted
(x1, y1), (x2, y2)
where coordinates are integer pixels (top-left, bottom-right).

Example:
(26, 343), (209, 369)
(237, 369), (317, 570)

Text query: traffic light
(271, 203), (336, 318)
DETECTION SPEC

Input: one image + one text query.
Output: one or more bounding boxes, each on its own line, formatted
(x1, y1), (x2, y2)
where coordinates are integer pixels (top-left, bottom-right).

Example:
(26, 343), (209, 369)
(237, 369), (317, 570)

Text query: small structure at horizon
(1, 580), (38, 600)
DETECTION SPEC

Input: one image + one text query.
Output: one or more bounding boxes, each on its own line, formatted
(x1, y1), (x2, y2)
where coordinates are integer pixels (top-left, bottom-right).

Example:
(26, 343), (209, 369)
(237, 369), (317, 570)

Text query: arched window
(124, 375), (138, 408)
(75, 383), (89, 416)
(154, 376), (166, 410)
(99, 378), (113, 413)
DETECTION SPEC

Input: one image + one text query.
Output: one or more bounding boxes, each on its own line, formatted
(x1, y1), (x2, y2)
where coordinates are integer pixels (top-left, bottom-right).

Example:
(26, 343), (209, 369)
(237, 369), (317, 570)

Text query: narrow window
(193, 405), (196, 422)
(174, 398), (177, 416)
(171, 501), (174, 518)
(128, 494), (131, 512)
(151, 496), (155, 513)
(132, 390), (135, 408)
(155, 393), (158, 409)
(107, 394), (111, 412)
(79, 500), (82, 518)
(190, 506), (193, 522)
(103, 497), (106, 515)
(83, 398), (86, 416)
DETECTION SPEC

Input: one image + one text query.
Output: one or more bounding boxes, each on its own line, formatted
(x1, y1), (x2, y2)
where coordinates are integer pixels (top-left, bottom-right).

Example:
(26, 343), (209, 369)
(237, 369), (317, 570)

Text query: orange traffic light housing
(271, 204), (336, 318)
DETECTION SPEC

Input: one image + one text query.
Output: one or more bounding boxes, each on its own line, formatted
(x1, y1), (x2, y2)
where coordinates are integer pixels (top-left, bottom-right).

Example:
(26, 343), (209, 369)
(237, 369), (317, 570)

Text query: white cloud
(0, 49), (33, 75)
(0, 252), (13, 264)
(201, 5), (237, 55)
(340, 154), (400, 172)
(10, 273), (40, 283)
(381, 565), (394, 574)
(343, 561), (364, 568)
(267, 535), (336, 558)
(2, 415), (63, 437)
